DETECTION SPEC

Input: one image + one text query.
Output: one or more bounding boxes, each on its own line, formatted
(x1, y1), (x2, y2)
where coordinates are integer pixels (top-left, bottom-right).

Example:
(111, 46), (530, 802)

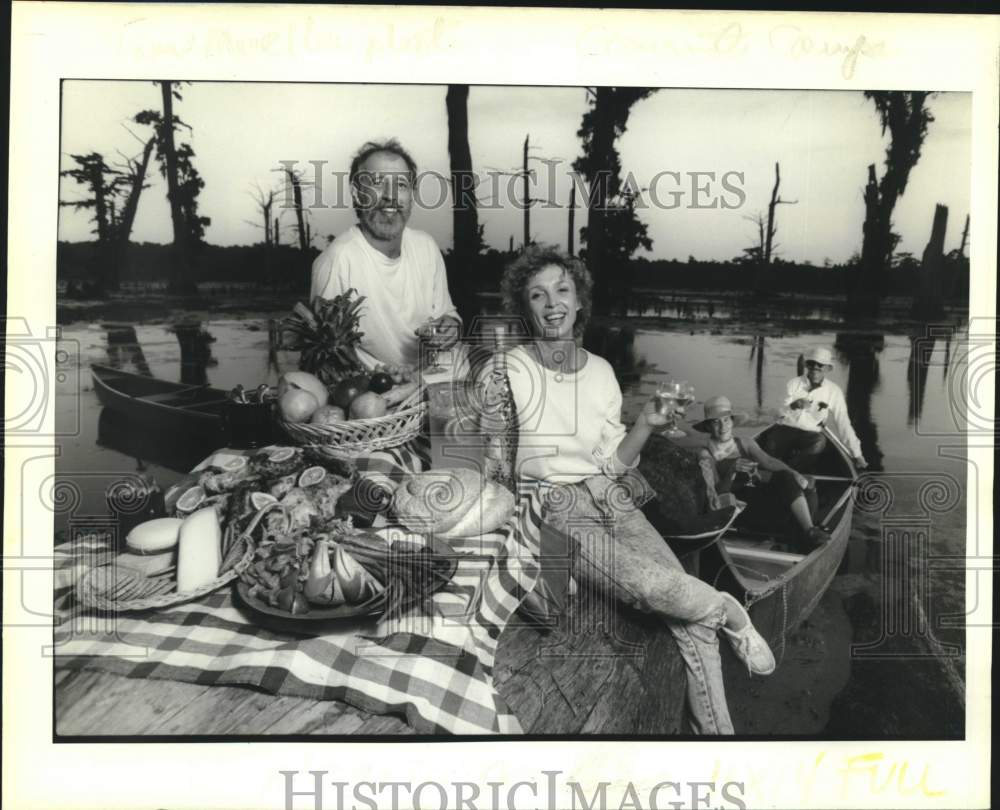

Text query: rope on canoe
(712, 561), (789, 669)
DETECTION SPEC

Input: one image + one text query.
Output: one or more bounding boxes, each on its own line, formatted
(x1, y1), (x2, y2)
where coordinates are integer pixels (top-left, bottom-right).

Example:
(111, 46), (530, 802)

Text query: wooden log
(495, 589), (687, 734)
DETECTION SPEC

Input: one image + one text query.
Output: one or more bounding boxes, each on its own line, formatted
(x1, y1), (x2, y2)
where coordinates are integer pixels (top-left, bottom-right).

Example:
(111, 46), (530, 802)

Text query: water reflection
(834, 333), (885, 472)
(583, 324), (649, 395)
(906, 333), (935, 427)
(748, 335), (765, 409)
(171, 321), (218, 385)
(627, 296), (835, 323)
(942, 331), (952, 382)
(104, 323), (152, 375)
(97, 407), (209, 475)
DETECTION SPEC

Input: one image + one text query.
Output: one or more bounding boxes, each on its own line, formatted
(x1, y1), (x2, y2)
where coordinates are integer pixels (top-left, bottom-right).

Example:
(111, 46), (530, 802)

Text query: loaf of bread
(392, 469), (515, 539)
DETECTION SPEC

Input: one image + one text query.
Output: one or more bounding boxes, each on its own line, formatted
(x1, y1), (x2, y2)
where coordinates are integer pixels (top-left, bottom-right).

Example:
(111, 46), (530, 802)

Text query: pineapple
(281, 291), (367, 386)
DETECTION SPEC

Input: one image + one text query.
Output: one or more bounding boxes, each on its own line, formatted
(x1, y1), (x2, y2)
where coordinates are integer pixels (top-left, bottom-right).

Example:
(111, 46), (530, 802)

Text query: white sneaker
(720, 593), (776, 676)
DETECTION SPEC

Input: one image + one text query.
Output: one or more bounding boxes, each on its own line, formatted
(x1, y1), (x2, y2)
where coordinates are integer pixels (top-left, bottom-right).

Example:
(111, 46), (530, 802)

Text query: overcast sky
(58, 82), (971, 264)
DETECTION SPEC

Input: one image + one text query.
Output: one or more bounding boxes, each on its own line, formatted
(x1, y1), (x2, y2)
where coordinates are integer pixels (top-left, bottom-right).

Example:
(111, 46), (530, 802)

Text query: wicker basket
(277, 386), (427, 461)
(76, 563), (238, 613)
(76, 523), (246, 613)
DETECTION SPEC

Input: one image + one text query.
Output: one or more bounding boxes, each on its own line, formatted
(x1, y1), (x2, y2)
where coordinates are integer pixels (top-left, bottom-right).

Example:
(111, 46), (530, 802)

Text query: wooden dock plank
(56, 670), (214, 735)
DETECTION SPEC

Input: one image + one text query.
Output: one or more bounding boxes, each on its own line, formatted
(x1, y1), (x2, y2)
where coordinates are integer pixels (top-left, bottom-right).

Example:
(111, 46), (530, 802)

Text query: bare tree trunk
(958, 214), (969, 256)
(444, 84), (480, 325)
(160, 81), (191, 293)
(764, 162), (780, 265)
(522, 134), (531, 247)
(285, 169), (308, 251)
(567, 183), (576, 255)
(913, 204), (947, 320)
(118, 138), (155, 245)
(585, 88), (614, 312)
(850, 91), (932, 321)
(110, 136), (155, 290)
(446, 85), (480, 259)
(851, 164), (884, 318)
(754, 162), (795, 295)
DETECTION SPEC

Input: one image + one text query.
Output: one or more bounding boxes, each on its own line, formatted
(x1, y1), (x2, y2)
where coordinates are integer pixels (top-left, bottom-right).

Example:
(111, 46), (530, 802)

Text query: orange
(349, 391), (388, 420)
(279, 389), (319, 423)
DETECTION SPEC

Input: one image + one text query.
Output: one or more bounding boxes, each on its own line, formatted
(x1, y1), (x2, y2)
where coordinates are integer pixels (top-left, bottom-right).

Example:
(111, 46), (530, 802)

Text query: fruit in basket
(331, 375), (369, 410)
(279, 389), (319, 423)
(349, 391), (388, 420)
(277, 371), (329, 408)
(368, 372), (394, 394)
(382, 364), (416, 384)
(381, 381), (419, 408)
(310, 405), (347, 425)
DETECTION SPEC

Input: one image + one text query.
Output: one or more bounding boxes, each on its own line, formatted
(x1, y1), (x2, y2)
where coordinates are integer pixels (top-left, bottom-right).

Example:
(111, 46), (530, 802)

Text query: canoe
(696, 425), (857, 649)
(96, 407), (221, 474)
(90, 364), (229, 440)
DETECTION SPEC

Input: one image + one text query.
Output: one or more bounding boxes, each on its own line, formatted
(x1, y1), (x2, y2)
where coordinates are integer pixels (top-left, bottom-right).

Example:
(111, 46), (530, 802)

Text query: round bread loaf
(392, 469), (514, 538)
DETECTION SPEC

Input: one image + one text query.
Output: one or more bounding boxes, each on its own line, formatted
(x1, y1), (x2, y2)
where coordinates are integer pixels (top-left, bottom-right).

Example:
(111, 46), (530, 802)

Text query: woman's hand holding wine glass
(654, 379), (693, 439)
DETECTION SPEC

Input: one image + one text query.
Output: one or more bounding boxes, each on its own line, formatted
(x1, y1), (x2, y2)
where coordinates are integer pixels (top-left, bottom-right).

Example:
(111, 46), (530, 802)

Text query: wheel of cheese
(125, 517), (184, 554)
(176, 508), (222, 593)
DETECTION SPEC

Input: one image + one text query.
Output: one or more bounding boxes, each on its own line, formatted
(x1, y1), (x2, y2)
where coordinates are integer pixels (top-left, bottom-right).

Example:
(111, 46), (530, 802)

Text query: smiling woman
(497, 245), (778, 735)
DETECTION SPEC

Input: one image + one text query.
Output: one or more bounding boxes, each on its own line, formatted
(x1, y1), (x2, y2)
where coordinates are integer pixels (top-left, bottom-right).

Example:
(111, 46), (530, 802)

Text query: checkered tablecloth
(54, 443), (546, 735)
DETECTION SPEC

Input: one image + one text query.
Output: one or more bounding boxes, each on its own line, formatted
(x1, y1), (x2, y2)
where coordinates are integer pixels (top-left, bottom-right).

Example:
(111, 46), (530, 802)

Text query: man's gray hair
(349, 139), (418, 186)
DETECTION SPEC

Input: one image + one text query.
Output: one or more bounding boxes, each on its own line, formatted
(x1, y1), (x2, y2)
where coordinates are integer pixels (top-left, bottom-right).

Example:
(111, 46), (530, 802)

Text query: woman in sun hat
(766, 346), (868, 472)
(496, 245), (776, 736)
(695, 395), (831, 550)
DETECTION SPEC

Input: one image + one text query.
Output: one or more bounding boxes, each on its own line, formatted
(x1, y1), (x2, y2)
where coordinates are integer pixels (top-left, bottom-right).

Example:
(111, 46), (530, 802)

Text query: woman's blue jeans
(542, 472), (735, 735)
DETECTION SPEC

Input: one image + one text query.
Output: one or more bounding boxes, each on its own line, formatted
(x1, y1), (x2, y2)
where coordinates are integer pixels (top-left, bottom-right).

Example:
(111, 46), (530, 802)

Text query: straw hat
(804, 346), (835, 369)
(693, 395), (733, 433)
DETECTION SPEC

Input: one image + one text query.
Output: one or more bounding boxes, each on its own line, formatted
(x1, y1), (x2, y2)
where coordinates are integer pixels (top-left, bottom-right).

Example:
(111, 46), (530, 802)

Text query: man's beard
(359, 205), (409, 241)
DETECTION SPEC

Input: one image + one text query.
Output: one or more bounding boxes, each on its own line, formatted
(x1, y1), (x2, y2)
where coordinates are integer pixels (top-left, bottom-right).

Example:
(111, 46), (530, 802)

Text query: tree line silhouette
(60, 84), (969, 322)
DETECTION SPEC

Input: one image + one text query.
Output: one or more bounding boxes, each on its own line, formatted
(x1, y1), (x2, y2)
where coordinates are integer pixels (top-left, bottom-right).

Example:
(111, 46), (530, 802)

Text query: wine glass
(420, 319), (447, 374)
(655, 379), (687, 439)
(674, 381), (695, 412)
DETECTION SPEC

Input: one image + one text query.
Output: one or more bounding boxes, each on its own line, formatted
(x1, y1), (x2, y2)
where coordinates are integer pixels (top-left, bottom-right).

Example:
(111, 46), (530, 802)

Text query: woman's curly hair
(500, 244), (593, 339)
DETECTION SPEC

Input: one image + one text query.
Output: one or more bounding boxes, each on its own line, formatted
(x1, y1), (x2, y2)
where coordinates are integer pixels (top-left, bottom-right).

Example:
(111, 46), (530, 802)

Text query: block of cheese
(126, 517), (183, 554)
(176, 508), (222, 593)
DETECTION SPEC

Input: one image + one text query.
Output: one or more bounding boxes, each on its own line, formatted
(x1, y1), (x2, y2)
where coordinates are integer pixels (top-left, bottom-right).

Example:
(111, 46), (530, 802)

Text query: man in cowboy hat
(766, 346), (867, 471)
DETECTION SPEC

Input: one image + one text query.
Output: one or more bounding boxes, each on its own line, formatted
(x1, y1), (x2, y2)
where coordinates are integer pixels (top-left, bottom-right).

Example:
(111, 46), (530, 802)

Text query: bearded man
(310, 139), (461, 369)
